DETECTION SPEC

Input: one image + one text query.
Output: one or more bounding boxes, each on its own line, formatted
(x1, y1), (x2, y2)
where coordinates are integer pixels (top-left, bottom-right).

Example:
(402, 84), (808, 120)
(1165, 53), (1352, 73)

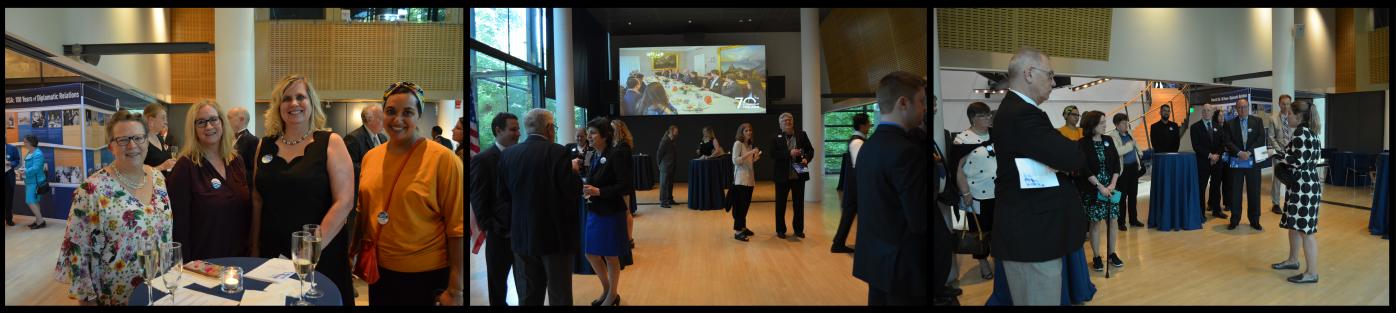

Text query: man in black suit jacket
(1221, 98), (1268, 230)
(227, 107), (259, 176)
(345, 106), (389, 180)
(469, 112), (519, 306)
(1150, 103), (1182, 153)
(497, 109), (581, 306)
(656, 126), (678, 207)
(853, 71), (927, 305)
(988, 48), (1087, 305)
(1190, 105), (1227, 219)
(772, 112), (815, 238)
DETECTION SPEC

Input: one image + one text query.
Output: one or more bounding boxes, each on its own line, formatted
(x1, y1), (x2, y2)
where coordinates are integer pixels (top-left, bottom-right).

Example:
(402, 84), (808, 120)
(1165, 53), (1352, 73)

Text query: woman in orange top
(355, 82), (464, 306)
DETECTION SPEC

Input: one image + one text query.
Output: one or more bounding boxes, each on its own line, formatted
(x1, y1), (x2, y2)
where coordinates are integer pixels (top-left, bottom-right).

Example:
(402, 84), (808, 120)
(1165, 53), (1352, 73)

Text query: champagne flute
(137, 240), (160, 306)
(291, 231), (315, 306)
(301, 224), (324, 299)
(160, 242), (182, 305)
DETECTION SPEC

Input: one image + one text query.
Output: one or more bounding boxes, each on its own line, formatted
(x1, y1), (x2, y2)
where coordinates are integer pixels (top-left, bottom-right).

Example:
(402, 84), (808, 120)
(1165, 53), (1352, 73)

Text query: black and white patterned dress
(1278, 125), (1322, 234)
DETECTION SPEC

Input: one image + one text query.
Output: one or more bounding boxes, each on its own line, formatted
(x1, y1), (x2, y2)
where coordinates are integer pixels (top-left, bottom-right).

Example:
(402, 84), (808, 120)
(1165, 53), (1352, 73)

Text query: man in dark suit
(852, 71), (927, 305)
(227, 107), (260, 176)
(988, 48), (1088, 305)
(497, 109), (581, 306)
(1221, 98), (1268, 231)
(345, 106), (389, 181)
(432, 126), (456, 151)
(470, 112), (520, 306)
(1190, 105), (1227, 219)
(656, 125), (678, 208)
(1150, 103), (1182, 153)
(772, 112), (815, 238)
(832, 113), (870, 253)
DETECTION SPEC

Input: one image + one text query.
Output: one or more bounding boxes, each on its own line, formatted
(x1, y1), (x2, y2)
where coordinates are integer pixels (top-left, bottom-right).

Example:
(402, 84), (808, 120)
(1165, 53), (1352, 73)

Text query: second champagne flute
(160, 242), (182, 305)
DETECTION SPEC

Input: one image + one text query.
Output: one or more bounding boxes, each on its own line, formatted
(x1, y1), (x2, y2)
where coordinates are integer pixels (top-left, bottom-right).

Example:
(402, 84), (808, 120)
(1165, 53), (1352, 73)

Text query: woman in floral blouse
(54, 109), (172, 305)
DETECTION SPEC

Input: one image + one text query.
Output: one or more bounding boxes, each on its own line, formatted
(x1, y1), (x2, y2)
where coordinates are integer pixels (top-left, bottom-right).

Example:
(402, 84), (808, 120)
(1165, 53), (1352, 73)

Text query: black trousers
(869, 284), (927, 305)
(367, 266), (449, 306)
(1117, 164), (1142, 225)
(1196, 158), (1225, 214)
(658, 163), (676, 204)
(4, 170), (13, 223)
(729, 185), (753, 231)
(1228, 166), (1263, 226)
(513, 252), (574, 306)
(832, 196), (859, 247)
(774, 180), (806, 235)
(483, 232), (514, 306)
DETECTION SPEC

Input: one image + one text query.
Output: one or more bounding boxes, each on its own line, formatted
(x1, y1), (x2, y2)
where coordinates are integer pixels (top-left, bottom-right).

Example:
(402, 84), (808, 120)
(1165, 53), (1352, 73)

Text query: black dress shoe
(28, 221), (46, 229)
(592, 295), (607, 306)
(1272, 205), (1283, 214)
(1118, 224), (1128, 231)
(1091, 257), (1104, 272)
(610, 295), (621, 306)
(1251, 224), (1263, 231)
(660, 204), (671, 208)
(1213, 212), (1229, 219)
(734, 233), (750, 242)
(1130, 221), (1145, 227)
(740, 228), (754, 237)
(1227, 224), (1238, 230)
(1271, 261), (1300, 270)
(776, 233), (787, 239)
(795, 233), (805, 238)
(831, 245), (855, 253)
(1286, 274), (1318, 284)
(949, 287), (963, 296)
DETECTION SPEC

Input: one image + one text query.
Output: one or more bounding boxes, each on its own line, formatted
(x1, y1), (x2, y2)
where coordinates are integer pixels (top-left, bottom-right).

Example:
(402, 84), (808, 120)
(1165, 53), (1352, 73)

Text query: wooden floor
(4, 215), (373, 306)
(951, 173), (1390, 305)
(468, 179), (872, 305)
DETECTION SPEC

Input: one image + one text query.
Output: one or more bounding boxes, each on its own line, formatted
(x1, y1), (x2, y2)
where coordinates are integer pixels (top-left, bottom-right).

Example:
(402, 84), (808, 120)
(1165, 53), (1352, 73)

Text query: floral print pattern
(53, 167), (172, 305)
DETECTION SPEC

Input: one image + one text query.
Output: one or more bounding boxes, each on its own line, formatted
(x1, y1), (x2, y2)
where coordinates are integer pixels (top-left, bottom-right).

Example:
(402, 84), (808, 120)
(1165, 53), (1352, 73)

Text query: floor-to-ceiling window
(471, 8), (548, 147)
(822, 102), (880, 175)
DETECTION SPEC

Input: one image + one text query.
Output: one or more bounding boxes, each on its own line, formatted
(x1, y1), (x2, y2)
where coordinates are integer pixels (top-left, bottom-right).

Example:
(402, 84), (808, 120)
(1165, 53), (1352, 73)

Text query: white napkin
(239, 289), (288, 306)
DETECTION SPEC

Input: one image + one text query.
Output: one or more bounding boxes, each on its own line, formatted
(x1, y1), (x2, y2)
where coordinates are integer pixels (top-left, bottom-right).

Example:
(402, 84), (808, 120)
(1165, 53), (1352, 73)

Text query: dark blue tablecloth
(1325, 151), (1375, 186)
(687, 156), (733, 210)
(1148, 153), (1203, 231)
(128, 257), (342, 306)
(985, 248), (1096, 306)
(1370, 153), (1389, 239)
(632, 154), (656, 191)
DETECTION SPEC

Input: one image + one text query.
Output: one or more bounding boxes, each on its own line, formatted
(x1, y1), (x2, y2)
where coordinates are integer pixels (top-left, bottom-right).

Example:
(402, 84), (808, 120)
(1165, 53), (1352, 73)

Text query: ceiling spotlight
(627, 22), (632, 25)
(748, 18), (753, 22)
(688, 19), (692, 23)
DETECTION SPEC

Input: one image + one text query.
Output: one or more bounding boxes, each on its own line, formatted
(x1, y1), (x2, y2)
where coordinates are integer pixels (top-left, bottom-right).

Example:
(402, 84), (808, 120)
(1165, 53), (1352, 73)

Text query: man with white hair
(228, 106), (259, 175)
(497, 108), (581, 306)
(988, 47), (1087, 305)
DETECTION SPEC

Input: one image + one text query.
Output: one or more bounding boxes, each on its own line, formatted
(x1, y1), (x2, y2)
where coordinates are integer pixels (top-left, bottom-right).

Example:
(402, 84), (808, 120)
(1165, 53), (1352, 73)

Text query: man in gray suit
(656, 125), (679, 208)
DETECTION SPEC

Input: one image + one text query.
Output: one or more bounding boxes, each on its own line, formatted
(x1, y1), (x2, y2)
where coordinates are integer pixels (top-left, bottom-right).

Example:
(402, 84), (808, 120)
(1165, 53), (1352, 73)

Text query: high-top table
(1148, 152), (1203, 231)
(128, 257), (342, 306)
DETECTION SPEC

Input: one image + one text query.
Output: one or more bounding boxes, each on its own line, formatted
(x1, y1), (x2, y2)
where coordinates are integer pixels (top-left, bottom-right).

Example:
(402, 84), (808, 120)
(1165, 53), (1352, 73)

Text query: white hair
(523, 108), (554, 135)
(1007, 47), (1047, 82)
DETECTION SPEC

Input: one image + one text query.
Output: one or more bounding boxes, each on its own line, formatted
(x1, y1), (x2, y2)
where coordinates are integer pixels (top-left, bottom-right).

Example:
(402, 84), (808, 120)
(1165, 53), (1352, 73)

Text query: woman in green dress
(1076, 111), (1124, 272)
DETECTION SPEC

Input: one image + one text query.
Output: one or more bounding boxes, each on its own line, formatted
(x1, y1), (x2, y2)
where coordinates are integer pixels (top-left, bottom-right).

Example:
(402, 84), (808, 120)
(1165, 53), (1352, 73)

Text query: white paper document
(1254, 147), (1269, 162)
(239, 289), (289, 306)
(152, 289), (238, 306)
(1015, 158), (1060, 189)
(262, 280), (317, 298)
(244, 258), (301, 285)
(149, 268), (219, 293)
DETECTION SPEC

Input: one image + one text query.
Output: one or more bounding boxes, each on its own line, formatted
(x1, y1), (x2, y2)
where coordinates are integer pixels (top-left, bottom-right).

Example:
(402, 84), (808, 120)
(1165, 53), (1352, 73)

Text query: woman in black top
(696, 126), (724, 159)
(251, 75), (356, 305)
(1076, 111), (1124, 271)
(142, 103), (177, 172)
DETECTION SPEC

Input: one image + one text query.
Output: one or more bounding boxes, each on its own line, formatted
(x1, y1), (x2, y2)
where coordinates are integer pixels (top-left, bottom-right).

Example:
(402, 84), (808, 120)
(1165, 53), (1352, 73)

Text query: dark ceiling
(586, 8), (832, 36)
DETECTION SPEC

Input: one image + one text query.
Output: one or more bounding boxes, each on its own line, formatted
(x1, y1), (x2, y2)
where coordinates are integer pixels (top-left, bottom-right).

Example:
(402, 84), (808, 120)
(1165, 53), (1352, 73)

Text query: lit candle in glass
(221, 266), (243, 293)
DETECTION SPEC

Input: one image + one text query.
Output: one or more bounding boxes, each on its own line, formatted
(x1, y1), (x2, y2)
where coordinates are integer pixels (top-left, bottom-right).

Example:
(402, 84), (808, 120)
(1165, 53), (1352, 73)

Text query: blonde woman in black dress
(1270, 100), (1323, 284)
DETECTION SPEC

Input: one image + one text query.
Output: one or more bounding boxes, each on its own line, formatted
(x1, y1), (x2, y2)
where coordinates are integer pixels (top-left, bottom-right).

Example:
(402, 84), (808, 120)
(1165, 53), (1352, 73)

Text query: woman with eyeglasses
(953, 102), (997, 280)
(354, 82), (464, 305)
(250, 74), (356, 305)
(168, 99), (251, 261)
(54, 110), (173, 305)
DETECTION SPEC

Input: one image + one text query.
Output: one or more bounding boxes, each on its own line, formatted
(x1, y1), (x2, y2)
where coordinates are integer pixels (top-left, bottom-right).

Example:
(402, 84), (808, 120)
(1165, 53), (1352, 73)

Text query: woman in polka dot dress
(954, 102), (997, 280)
(1271, 100), (1323, 284)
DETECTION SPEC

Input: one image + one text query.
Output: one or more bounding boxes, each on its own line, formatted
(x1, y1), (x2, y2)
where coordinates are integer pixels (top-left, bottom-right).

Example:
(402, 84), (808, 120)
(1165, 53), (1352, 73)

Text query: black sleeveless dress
(254, 131), (353, 305)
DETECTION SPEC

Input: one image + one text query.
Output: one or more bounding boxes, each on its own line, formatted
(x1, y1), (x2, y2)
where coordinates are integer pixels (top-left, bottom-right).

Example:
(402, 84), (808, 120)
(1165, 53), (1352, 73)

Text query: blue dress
(584, 155), (628, 256)
(23, 149), (46, 205)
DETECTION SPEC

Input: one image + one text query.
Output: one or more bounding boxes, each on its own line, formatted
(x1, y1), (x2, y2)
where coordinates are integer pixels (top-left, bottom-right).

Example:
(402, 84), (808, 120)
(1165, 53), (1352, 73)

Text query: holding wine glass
(160, 242), (182, 305)
(291, 231), (317, 306)
(301, 224), (323, 299)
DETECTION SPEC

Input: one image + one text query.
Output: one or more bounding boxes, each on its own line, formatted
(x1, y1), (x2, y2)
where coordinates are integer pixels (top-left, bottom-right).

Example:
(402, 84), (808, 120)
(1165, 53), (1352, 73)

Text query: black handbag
(954, 214), (989, 255)
(37, 180), (51, 195)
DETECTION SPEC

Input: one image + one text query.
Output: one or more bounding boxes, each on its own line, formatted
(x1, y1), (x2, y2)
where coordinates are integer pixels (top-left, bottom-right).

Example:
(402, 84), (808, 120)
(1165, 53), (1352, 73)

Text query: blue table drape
(1148, 153), (1203, 231)
(128, 257), (342, 306)
(632, 154), (656, 191)
(1369, 153), (1389, 239)
(984, 248), (1096, 306)
(1325, 151), (1375, 186)
(687, 156), (733, 210)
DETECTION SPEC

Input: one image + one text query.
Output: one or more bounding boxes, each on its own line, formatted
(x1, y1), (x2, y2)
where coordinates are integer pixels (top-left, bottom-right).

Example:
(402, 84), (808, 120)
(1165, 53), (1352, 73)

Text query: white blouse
(954, 129), (996, 200)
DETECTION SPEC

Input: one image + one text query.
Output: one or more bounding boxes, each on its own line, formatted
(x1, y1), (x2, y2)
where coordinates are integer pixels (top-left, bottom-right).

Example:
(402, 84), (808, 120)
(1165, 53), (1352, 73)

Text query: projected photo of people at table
(618, 45), (767, 115)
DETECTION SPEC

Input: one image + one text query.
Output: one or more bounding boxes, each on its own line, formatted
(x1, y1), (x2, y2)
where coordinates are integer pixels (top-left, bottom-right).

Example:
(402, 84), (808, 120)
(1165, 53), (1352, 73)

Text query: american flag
(468, 99), (486, 254)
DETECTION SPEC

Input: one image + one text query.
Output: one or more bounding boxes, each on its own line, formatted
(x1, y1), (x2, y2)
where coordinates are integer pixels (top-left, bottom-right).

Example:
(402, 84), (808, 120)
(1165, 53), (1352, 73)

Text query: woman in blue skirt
(580, 117), (633, 306)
